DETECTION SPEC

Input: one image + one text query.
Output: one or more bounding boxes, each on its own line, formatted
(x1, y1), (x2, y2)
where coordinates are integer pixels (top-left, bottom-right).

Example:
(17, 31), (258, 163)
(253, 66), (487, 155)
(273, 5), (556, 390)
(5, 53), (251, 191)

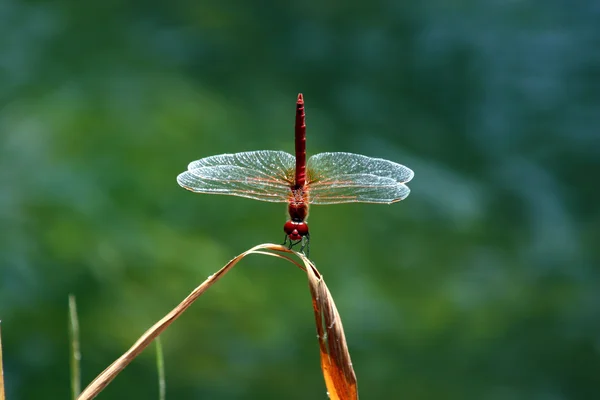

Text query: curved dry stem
(78, 243), (305, 400)
(77, 243), (357, 400)
(305, 262), (358, 400)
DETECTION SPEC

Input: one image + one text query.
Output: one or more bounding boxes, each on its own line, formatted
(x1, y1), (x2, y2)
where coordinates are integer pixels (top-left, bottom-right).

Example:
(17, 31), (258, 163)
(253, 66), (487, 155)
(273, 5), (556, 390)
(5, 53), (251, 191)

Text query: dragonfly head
(284, 220), (309, 241)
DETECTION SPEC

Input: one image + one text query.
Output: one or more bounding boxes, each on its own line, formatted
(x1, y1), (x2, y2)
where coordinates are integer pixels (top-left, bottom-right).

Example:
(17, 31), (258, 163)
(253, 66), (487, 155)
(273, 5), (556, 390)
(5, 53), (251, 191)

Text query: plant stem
(69, 295), (81, 400)
(156, 337), (166, 400)
(0, 321), (5, 400)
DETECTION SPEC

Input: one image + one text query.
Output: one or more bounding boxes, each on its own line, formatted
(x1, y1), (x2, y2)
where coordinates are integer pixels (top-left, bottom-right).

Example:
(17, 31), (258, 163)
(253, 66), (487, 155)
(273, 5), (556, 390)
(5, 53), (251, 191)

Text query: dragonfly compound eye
(284, 220), (296, 235)
(284, 220), (309, 240)
(295, 222), (309, 236)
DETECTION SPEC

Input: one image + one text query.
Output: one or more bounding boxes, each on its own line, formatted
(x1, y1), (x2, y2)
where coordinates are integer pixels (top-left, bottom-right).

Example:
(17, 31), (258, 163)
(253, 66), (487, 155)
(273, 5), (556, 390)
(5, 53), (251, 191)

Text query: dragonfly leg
(283, 235), (299, 250)
(299, 234), (310, 259)
(286, 238), (304, 251)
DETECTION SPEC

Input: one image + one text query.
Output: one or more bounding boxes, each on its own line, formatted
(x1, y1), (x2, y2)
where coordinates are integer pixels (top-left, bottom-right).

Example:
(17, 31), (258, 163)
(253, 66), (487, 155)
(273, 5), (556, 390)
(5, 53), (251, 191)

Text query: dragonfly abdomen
(294, 93), (307, 189)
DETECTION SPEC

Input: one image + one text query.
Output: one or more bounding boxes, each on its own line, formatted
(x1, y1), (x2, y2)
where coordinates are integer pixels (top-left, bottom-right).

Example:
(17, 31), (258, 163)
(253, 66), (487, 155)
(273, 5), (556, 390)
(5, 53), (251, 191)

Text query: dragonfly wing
(306, 152), (413, 205)
(178, 151), (296, 203)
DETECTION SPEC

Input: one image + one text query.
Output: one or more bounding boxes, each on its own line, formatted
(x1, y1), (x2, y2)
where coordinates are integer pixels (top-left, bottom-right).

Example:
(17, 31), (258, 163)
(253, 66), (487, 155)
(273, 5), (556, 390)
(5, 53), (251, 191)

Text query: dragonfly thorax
(288, 188), (309, 221)
(284, 220), (309, 241)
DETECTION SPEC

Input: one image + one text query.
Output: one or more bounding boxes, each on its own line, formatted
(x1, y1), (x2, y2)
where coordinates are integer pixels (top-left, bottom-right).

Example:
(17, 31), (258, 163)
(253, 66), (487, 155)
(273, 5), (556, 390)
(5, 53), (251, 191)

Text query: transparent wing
(177, 150), (296, 203)
(306, 152), (414, 204)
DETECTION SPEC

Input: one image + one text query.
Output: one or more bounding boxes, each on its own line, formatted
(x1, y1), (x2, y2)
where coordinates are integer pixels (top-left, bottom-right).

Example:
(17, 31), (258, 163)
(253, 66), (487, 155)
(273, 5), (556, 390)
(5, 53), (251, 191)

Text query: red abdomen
(294, 94), (306, 189)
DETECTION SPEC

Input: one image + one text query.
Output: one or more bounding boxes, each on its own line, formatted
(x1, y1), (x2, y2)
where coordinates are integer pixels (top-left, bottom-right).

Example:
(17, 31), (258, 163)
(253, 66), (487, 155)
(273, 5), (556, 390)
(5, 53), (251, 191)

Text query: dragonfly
(177, 94), (414, 257)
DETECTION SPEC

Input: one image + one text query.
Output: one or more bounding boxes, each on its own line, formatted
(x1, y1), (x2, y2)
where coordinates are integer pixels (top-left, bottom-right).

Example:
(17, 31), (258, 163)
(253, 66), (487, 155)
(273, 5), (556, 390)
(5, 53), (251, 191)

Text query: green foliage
(1, 0), (599, 398)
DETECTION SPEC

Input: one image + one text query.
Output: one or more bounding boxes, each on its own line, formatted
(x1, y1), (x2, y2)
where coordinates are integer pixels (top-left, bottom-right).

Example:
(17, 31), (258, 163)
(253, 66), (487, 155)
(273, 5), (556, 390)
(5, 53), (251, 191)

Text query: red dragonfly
(177, 94), (413, 256)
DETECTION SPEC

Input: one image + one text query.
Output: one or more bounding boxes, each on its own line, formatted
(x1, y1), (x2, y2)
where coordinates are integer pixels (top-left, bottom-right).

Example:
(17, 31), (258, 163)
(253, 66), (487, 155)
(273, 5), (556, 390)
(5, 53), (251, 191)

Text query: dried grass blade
(78, 243), (274, 400)
(305, 262), (358, 400)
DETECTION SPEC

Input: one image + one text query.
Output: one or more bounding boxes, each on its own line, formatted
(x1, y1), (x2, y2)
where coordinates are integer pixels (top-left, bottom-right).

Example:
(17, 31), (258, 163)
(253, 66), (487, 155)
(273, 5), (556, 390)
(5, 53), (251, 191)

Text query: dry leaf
(77, 244), (358, 400)
(303, 258), (358, 400)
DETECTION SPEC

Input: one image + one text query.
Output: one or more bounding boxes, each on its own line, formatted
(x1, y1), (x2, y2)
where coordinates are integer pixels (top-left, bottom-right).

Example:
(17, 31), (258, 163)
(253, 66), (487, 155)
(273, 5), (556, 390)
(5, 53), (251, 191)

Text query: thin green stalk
(155, 336), (166, 400)
(0, 321), (5, 400)
(68, 295), (81, 400)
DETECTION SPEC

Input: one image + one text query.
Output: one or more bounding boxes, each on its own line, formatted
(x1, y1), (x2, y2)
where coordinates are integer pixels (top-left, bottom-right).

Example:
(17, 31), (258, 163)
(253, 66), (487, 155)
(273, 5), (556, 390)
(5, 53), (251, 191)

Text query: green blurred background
(1, 0), (599, 399)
